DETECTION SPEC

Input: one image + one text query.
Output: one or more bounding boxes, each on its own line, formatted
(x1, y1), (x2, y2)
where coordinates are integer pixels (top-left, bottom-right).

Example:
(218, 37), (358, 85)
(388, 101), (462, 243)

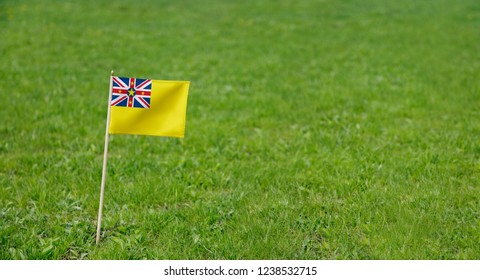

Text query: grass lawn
(0, 0), (479, 259)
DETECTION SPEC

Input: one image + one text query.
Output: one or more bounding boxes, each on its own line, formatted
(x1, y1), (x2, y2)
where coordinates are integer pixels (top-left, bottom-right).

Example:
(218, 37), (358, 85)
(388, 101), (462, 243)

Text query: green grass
(1, 0), (479, 259)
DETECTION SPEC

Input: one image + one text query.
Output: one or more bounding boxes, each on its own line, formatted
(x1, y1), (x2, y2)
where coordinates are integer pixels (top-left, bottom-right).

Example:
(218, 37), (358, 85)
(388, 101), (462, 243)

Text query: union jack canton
(111, 76), (151, 108)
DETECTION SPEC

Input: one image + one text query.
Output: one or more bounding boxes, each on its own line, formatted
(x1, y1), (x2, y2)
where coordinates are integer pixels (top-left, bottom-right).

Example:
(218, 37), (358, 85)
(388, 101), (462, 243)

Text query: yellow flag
(108, 76), (189, 138)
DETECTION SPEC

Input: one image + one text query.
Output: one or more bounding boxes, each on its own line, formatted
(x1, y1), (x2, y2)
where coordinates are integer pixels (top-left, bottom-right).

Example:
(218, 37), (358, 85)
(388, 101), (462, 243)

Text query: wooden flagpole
(96, 70), (114, 245)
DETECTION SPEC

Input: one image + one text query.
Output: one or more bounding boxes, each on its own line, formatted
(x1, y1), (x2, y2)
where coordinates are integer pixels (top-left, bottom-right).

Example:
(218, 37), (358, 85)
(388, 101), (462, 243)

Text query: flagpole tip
(111, 70), (114, 76)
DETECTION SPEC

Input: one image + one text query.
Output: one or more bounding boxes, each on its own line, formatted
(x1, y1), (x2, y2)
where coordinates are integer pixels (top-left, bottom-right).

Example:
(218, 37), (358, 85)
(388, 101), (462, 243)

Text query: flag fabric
(108, 76), (190, 138)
